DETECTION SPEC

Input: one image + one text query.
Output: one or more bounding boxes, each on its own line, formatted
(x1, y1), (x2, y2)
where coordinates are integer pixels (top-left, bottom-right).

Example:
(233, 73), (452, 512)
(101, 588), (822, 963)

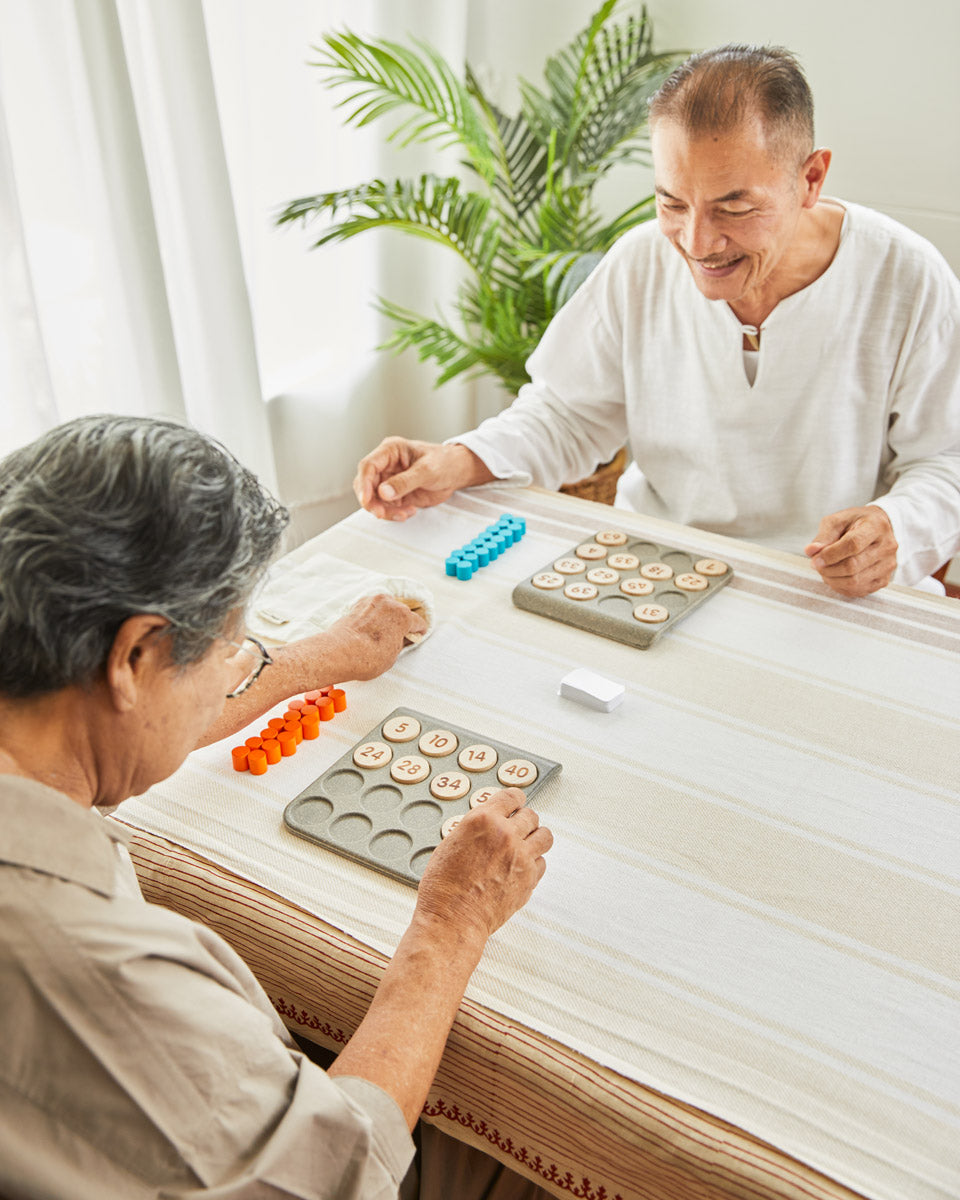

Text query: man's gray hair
(0, 415), (289, 698)
(649, 44), (815, 162)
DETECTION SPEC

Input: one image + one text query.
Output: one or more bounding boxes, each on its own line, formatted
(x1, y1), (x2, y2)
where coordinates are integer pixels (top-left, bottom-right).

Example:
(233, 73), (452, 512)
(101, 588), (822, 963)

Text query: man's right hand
(353, 438), (494, 521)
(414, 789), (553, 946)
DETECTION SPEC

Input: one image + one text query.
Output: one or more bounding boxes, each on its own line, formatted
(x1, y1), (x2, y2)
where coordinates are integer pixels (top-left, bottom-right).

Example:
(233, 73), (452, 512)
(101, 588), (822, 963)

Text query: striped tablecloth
(116, 485), (960, 1200)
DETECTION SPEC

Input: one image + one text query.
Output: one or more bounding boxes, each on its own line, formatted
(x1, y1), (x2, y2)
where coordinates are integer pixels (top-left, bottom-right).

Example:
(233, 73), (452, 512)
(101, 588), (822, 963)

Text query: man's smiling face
(652, 116), (811, 310)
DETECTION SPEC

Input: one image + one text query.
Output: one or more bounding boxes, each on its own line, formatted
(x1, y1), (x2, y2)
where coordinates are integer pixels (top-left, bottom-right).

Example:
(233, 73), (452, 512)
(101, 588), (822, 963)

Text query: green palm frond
(316, 31), (497, 182)
(276, 176), (501, 275)
(376, 299), (487, 386)
(280, 3), (685, 392)
(521, 3), (682, 181)
(465, 66), (548, 230)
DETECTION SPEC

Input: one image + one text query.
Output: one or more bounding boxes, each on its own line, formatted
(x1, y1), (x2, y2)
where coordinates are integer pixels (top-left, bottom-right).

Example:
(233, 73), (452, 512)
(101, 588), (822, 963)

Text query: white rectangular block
(559, 667), (625, 712)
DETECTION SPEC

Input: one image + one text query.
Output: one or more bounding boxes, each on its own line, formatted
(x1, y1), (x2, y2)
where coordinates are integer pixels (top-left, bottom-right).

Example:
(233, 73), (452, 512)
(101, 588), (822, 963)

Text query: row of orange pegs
(230, 685), (347, 775)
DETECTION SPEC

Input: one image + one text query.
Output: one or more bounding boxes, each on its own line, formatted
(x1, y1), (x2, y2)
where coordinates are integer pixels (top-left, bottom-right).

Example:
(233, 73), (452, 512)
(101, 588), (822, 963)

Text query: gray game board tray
(512, 530), (733, 649)
(283, 707), (561, 887)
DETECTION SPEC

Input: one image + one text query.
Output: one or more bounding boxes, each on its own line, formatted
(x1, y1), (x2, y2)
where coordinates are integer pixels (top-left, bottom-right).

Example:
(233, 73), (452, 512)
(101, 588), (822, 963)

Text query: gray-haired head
(649, 45), (815, 164)
(0, 415), (289, 699)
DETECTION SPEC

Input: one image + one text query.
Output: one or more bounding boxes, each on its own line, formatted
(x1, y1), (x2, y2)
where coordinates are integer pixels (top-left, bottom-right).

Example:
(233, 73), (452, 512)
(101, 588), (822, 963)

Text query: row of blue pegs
(444, 513), (526, 580)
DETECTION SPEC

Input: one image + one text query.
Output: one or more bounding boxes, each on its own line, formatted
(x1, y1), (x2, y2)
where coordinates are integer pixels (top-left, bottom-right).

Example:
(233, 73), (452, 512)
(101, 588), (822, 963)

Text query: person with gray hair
(0, 415), (553, 1198)
(353, 44), (960, 599)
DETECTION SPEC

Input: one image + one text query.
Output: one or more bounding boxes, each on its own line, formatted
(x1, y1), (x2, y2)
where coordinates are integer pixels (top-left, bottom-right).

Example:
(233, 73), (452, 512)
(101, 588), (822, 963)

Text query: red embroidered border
(272, 995), (348, 1046)
(273, 995), (624, 1200)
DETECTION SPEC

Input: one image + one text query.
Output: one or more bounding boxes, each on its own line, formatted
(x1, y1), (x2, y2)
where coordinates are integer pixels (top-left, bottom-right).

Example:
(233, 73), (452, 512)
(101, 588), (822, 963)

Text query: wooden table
(116, 486), (960, 1200)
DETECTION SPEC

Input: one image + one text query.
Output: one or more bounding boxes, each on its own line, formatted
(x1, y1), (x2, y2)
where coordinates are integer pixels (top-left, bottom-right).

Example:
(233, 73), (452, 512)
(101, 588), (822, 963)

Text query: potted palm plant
(277, 0), (683, 499)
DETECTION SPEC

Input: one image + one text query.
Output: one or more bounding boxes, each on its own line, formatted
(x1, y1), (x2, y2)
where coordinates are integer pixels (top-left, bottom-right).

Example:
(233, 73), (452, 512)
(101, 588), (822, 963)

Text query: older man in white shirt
(354, 45), (960, 598)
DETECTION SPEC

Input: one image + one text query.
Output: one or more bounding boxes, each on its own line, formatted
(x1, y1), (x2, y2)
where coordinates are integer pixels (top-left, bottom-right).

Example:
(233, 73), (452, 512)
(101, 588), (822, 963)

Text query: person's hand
(323, 594), (427, 680)
(414, 789), (553, 945)
(804, 505), (898, 597)
(353, 438), (493, 521)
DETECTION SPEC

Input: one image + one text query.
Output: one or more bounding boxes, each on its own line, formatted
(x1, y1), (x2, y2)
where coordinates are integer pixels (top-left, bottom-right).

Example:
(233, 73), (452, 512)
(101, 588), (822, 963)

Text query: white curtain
(0, 0), (278, 486)
(0, 0), (482, 526)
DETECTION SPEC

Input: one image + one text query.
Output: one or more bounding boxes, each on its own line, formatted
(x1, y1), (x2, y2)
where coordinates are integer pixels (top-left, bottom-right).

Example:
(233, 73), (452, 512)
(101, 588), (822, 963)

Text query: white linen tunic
(456, 202), (960, 585)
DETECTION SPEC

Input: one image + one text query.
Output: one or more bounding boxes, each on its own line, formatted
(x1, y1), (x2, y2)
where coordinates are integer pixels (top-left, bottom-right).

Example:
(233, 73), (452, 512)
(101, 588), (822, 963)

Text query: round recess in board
(662, 551), (694, 573)
(607, 553), (640, 571)
(619, 577), (655, 597)
(586, 567), (619, 586)
(382, 715), (422, 742)
(362, 784), (403, 814)
(390, 755), (431, 784)
(640, 562), (673, 581)
(575, 542), (607, 560)
(329, 812), (373, 844)
(627, 542), (660, 559)
(458, 743), (498, 772)
(695, 558), (729, 576)
(553, 557), (587, 575)
(655, 589), (688, 609)
(532, 572), (565, 590)
(595, 530), (628, 546)
(369, 828), (413, 860)
(410, 847), (435, 877)
(674, 573), (708, 591)
(353, 741), (393, 769)
(497, 759), (539, 787)
(419, 729), (459, 757)
(288, 795), (334, 825)
(430, 772), (471, 801)
(632, 603), (670, 624)
(323, 769), (365, 797)
(401, 799), (444, 828)
(598, 594), (635, 616)
(564, 582), (598, 601)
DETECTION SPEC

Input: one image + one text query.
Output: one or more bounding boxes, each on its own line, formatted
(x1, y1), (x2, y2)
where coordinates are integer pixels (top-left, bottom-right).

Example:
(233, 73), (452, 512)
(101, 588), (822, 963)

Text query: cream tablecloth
(116, 485), (960, 1200)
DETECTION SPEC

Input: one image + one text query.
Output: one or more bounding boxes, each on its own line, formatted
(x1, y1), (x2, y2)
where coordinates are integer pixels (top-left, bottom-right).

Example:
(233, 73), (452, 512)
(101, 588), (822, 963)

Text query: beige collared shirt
(0, 776), (413, 1199)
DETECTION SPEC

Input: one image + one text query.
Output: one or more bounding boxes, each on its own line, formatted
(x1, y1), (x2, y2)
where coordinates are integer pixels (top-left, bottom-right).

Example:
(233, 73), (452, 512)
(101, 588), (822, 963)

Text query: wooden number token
(390, 755), (430, 784)
(575, 542), (607, 560)
(620, 577), (655, 597)
(497, 759), (539, 787)
(532, 572), (565, 589)
(553, 557), (586, 575)
(470, 786), (500, 809)
(441, 814), (463, 839)
(633, 603), (670, 624)
(586, 567), (619, 585)
(458, 743), (498, 772)
(640, 562), (673, 580)
(353, 741), (393, 769)
(419, 728), (459, 757)
(607, 553), (639, 571)
(595, 530), (628, 547)
(695, 558), (729, 576)
(430, 772), (471, 801)
(382, 715), (422, 742)
(675, 572), (708, 591)
(564, 582), (598, 601)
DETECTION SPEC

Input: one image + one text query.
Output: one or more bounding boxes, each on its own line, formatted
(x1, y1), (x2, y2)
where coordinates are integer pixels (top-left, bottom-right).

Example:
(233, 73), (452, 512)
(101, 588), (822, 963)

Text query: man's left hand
(804, 506), (898, 597)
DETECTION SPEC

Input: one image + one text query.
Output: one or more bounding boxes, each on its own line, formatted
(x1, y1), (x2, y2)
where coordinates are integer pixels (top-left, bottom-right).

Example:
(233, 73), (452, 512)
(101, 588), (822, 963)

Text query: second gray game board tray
(512, 529), (733, 648)
(283, 707), (561, 887)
